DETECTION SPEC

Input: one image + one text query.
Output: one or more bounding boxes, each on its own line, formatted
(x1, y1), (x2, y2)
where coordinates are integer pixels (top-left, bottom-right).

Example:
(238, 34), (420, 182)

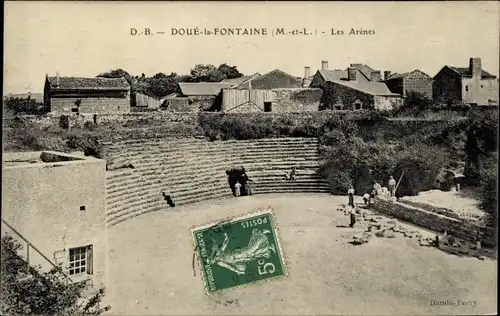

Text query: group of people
(345, 175), (398, 228)
(228, 166), (252, 197)
(284, 167), (296, 181)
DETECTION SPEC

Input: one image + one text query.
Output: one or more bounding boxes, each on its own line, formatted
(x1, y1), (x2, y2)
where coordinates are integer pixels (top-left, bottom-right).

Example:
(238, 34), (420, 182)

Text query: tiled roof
(317, 70), (348, 82)
(254, 69), (301, 82)
(334, 79), (398, 96)
(320, 69), (397, 96)
(178, 82), (233, 96)
(386, 69), (431, 80)
(386, 72), (407, 80)
(47, 76), (130, 90)
(221, 73), (260, 86)
(449, 67), (497, 79)
(351, 64), (377, 80)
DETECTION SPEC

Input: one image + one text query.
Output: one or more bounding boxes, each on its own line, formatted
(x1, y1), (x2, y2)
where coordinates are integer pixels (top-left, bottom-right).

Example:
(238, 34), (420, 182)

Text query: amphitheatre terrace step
(108, 144), (319, 153)
(107, 201), (165, 227)
(107, 150), (320, 166)
(108, 137), (319, 147)
(110, 149), (320, 160)
(252, 188), (331, 194)
(172, 191), (234, 207)
(106, 144), (320, 156)
(106, 195), (160, 217)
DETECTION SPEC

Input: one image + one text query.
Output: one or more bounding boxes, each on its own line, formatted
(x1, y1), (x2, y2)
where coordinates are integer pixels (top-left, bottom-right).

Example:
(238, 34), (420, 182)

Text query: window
(465, 86), (469, 92)
(69, 245), (93, 276)
(80, 205), (86, 211)
(353, 100), (363, 110)
(481, 85), (484, 88)
(71, 108), (79, 113)
(264, 102), (272, 112)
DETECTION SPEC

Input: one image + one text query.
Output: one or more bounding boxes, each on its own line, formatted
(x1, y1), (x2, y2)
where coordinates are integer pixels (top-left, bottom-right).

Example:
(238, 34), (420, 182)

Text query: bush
(320, 131), (452, 196)
(478, 153), (498, 227)
(1, 235), (110, 315)
(4, 97), (46, 115)
(66, 132), (102, 157)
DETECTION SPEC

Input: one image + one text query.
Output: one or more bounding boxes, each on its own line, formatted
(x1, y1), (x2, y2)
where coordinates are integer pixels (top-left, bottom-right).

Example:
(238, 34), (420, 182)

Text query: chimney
(55, 72), (60, 87)
(469, 57), (481, 78)
(384, 71), (392, 80)
(370, 71), (381, 81)
(348, 67), (357, 81)
(304, 66), (311, 78)
(321, 60), (329, 71)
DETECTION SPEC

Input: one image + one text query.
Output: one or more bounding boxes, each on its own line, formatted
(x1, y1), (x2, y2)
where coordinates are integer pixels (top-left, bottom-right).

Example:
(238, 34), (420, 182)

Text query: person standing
(347, 186), (355, 207)
(373, 181), (382, 196)
(290, 167), (296, 181)
(348, 206), (357, 228)
(245, 182), (252, 196)
(363, 193), (371, 207)
(234, 181), (241, 197)
(388, 176), (397, 196)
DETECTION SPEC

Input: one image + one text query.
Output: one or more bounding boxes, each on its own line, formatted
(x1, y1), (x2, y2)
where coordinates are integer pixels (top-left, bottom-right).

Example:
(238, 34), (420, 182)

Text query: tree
(97, 69), (135, 86)
(188, 64), (225, 82)
(478, 153), (498, 228)
(392, 91), (434, 116)
(1, 235), (110, 316)
(217, 63), (243, 79)
(4, 96), (46, 115)
(143, 72), (180, 98)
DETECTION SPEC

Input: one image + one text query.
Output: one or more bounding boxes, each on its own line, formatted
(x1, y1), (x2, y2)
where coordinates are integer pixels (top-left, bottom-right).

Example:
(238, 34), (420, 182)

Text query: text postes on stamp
(191, 208), (286, 294)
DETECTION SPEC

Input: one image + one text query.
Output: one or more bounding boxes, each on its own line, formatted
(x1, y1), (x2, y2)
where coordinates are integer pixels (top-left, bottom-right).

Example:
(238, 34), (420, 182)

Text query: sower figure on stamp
(347, 186), (355, 207)
(207, 229), (276, 275)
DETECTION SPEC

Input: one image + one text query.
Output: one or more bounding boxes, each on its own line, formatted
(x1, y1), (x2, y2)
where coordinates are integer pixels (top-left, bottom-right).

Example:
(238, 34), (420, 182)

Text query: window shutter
(86, 245), (93, 275)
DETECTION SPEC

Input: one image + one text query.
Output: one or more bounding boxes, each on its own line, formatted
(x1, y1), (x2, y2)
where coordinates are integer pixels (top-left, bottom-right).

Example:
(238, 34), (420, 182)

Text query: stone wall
(372, 197), (496, 247)
(321, 81), (376, 111)
(49, 95), (130, 114)
(166, 96), (218, 112)
(2, 152), (107, 287)
(404, 77), (433, 99)
(6, 111), (465, 136)
(271, 88), (322, 112)
(433, 67), (463, 105)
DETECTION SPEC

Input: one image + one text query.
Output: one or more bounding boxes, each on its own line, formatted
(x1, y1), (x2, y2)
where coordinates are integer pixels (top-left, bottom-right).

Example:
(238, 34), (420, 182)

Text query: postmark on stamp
(191, 208), (287, 294)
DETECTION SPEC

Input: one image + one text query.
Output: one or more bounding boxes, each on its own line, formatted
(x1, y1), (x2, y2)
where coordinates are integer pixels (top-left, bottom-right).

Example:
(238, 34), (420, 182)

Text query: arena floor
(104, 194), (497, 315)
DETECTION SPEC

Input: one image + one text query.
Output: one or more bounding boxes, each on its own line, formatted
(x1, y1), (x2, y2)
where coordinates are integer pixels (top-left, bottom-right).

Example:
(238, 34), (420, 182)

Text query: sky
(3, 1), (499, 94)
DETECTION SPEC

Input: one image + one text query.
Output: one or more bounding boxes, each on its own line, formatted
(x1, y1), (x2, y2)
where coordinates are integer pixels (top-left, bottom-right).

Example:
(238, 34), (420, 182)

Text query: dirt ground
(104, 194), (497, 315)
(401, 189), (486, 221)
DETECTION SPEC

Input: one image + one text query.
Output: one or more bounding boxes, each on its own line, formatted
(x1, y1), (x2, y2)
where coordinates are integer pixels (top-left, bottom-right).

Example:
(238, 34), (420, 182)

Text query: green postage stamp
(191, 208), (287, 294)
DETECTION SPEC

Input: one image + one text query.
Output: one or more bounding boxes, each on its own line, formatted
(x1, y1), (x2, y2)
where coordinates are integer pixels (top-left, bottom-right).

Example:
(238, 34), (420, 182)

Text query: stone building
(44, 75), (131, 114)
(221, 88), (323, 113)
(233, 69), (303, 89)
(165, 82), (233, 111)
(384, 69), (433, 98)
(2, 151), (107, 288)
(433, 57), (499, 106)
(219, 69), (321, 112)
(310, 61), (383, 88)
(320, 67), (401, 111)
